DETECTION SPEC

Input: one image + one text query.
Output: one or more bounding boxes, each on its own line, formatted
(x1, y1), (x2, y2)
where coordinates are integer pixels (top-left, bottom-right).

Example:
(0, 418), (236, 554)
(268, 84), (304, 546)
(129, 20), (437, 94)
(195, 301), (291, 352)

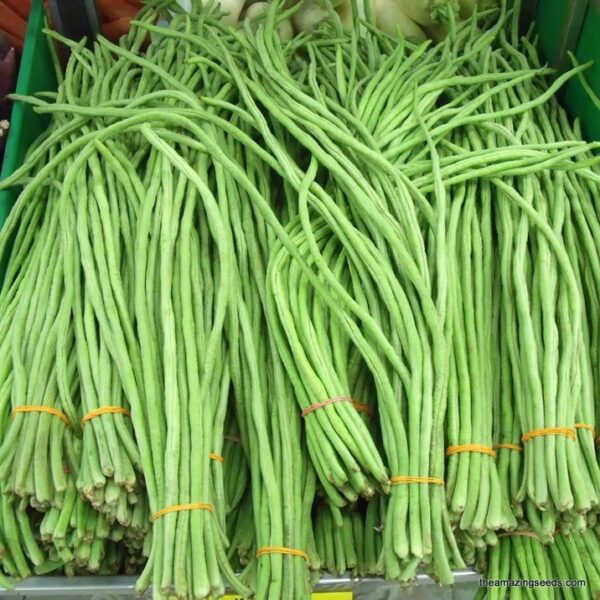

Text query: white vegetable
(176, 0), (192, 12)
(216, 0), (246, 24)
(292, 0), (330, 32)
(244, 1), (270, 18)
(335, 0), (366, 29)
(458, 0), (475, 18)
(335, 0), (351, 28)
(177, 0), (244, 24)
(277, 18), (295, 40)
(328, 0), (348, 8)
(372, 0), (427, 40)
(395, 0), (459, 27)
(424, 21), (450, 42)
(244, 1), (295, 40)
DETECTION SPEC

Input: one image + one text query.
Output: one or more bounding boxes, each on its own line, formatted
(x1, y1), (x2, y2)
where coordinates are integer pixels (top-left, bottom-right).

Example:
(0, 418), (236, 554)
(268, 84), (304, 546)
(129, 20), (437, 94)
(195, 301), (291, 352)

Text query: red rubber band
(301, 396), (353, 417)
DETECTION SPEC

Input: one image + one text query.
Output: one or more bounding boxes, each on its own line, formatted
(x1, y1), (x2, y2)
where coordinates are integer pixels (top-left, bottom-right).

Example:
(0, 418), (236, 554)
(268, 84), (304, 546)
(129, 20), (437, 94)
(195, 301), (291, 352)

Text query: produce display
(0, 0), (599, 598)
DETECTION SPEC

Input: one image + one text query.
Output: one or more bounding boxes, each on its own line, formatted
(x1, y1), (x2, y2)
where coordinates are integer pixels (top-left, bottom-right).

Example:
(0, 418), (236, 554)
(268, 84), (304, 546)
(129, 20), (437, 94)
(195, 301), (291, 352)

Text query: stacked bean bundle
(0, 0), (599, 598)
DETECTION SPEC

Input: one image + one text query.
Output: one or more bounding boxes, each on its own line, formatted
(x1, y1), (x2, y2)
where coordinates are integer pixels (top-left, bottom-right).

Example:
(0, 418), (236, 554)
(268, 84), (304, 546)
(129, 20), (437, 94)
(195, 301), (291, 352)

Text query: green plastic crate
(0, 0), (57, 229)
(565, 4), (600, 141)
(528, 0), (600, 141)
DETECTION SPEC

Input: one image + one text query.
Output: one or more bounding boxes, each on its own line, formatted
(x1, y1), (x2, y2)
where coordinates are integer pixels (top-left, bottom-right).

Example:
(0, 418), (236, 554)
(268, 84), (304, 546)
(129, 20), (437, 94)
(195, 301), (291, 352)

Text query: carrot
(96, 0), (137, 21)
(124, 0), (142, 7)
(2, 0), (29, 21)
(102, 16), (132, 42)
(0, 2), (26, 40)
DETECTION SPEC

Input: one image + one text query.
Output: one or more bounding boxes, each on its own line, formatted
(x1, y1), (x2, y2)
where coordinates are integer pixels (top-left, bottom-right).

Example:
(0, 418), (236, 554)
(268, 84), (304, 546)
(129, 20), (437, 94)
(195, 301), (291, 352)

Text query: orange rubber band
(493, 443), (523, 452)
(390, 476), (444, 486)
(521, 427), (576, 442)
(352, 401), (373, 416)
(12, 406), (71, 427)
(209, 453), (224, 463)
(256, 546), (308, 561)
(446, 444), (496, 458)
(151, 502), (213, 522)
(575, 423), (596, 437)
(81, 406), (130, 427)
(301, 396), (352, 417)
(498, 530), (539, 540)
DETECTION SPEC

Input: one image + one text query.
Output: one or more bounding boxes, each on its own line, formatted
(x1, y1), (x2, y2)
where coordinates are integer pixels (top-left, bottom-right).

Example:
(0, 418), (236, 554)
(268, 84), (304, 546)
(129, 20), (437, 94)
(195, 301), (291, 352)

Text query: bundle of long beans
(224, 103), (317, 598)
(476, 531), (555, 600)
(477, 526), (600, 599)
(444, 169), (515, 538)
(0, 0), (600, 598)
(314, 502), (358, 576)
